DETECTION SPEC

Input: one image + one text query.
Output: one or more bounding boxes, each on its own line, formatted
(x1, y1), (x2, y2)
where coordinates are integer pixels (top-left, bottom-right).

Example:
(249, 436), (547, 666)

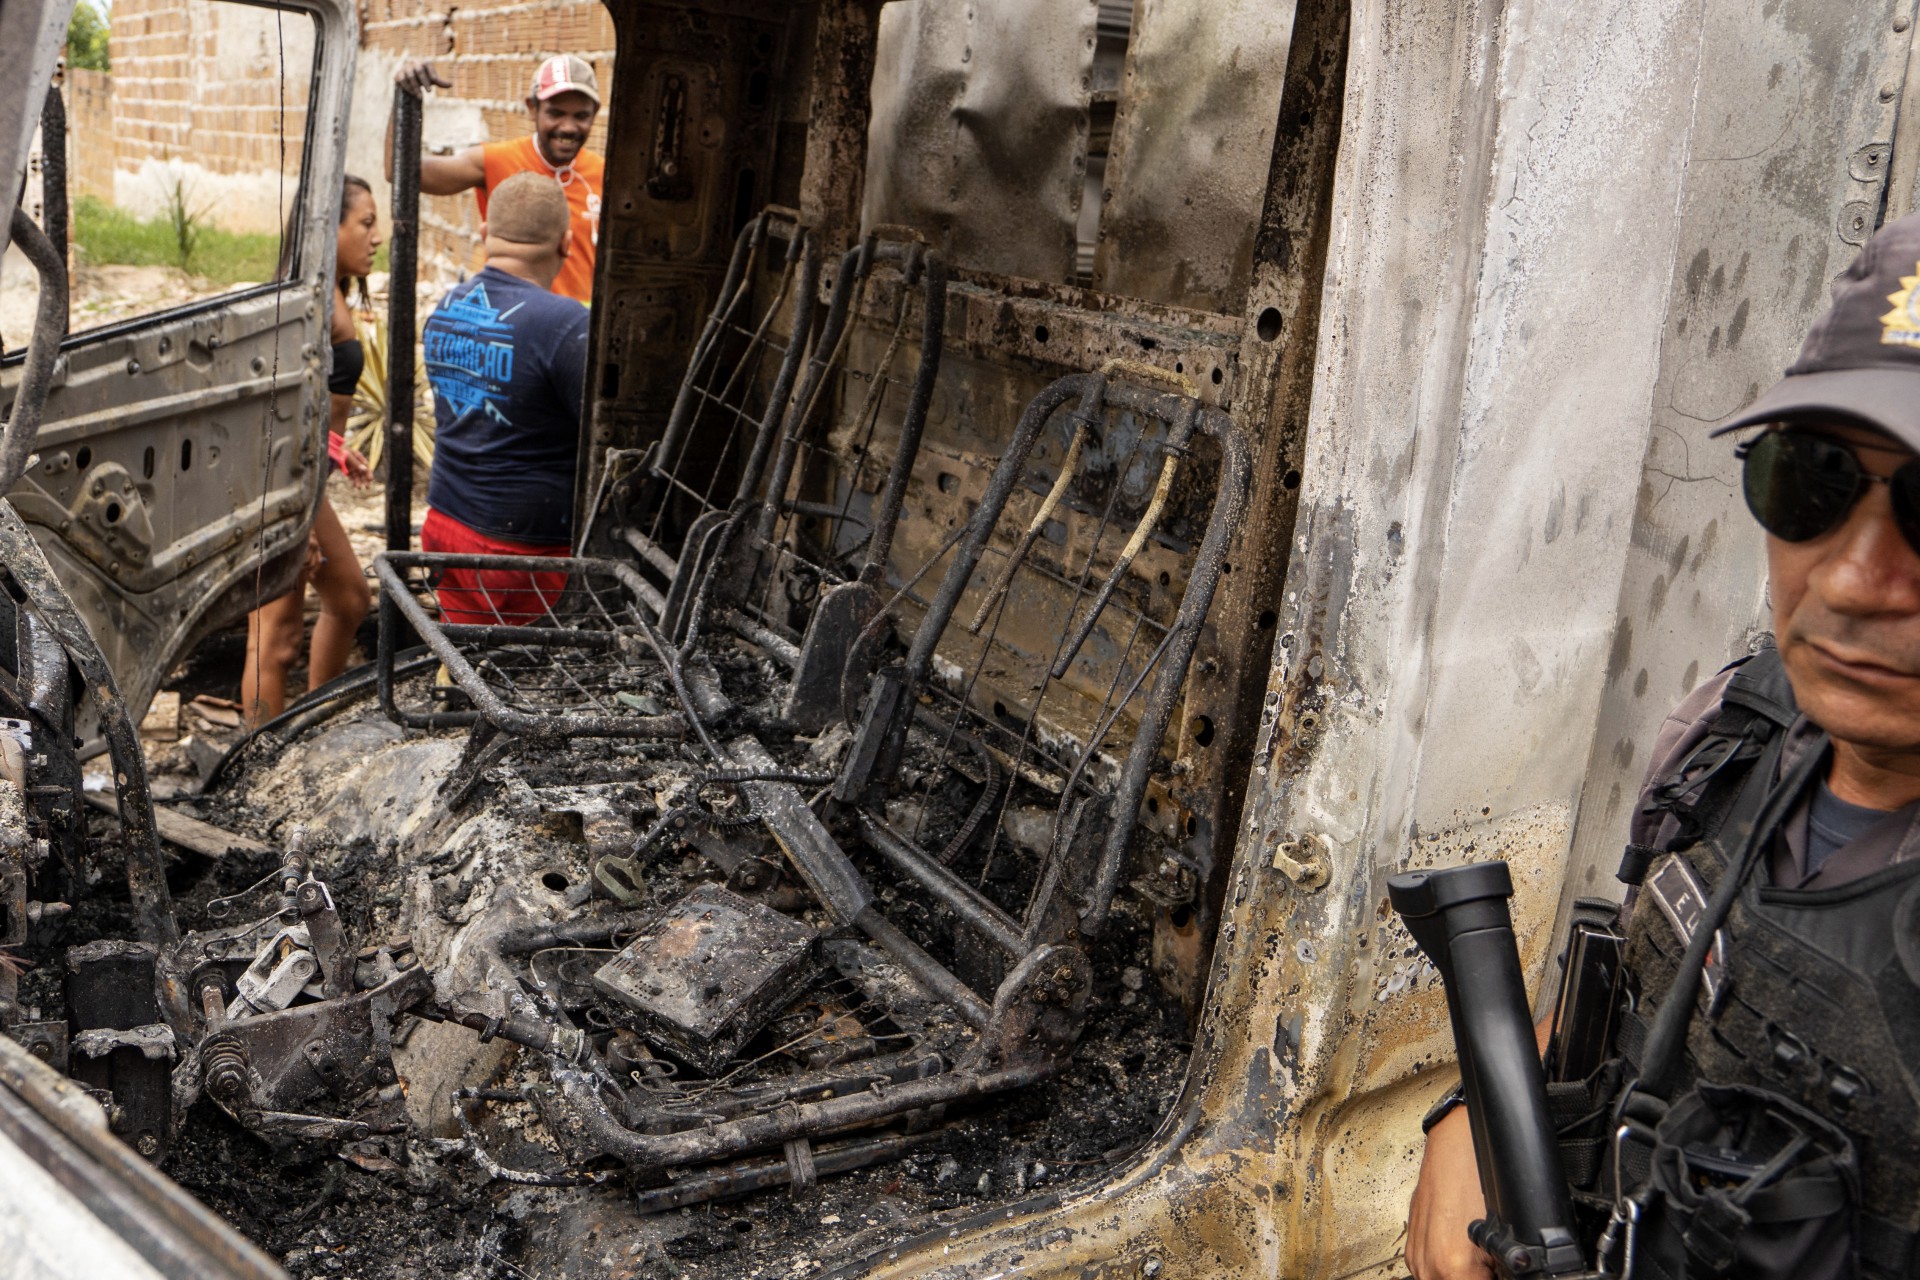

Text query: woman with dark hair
(240, 175), (379, 726)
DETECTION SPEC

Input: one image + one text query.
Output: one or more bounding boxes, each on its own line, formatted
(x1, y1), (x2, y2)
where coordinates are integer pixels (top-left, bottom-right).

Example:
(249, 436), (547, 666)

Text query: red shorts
(419, 507), (572, 626)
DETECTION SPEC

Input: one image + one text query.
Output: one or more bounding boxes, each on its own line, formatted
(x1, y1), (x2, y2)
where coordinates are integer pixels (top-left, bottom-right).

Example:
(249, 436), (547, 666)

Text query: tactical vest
(1578, 648), (1920, 1279)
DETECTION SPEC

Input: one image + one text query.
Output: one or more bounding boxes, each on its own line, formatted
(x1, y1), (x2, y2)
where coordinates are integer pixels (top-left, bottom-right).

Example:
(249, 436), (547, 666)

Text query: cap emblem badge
(1879, 261), (1920, 347)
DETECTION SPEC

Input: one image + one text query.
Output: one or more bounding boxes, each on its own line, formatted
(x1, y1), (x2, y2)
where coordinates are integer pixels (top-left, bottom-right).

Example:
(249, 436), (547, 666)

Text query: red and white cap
(530, 54), (600, 106)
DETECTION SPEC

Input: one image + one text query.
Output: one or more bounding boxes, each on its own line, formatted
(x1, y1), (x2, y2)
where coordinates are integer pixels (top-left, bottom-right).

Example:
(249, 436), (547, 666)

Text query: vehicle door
(0, 0), (354, 726)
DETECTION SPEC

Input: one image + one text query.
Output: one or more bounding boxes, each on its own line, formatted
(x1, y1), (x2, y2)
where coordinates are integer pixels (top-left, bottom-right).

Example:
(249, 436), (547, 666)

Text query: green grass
(72, 195), (283, 286)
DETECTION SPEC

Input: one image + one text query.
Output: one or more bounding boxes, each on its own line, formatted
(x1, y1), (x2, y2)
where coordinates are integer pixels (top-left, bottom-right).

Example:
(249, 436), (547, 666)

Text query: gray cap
(1716, 211), (1920, 451)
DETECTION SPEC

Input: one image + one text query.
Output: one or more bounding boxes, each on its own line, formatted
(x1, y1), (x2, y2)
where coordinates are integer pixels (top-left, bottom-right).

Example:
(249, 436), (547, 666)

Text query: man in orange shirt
(389, 54), (604, 305)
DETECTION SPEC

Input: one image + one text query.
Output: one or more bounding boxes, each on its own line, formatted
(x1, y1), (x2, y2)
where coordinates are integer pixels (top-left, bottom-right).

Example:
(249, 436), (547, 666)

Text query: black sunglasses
(1737, 428), (1920, 554)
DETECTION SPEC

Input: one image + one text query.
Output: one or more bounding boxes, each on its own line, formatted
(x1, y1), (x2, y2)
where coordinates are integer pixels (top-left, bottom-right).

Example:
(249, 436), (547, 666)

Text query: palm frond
(350, 311), (435, 474)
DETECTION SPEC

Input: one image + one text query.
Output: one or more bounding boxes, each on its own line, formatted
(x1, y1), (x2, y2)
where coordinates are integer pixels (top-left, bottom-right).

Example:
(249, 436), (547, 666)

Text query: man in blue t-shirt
(420, 171), (589, 624)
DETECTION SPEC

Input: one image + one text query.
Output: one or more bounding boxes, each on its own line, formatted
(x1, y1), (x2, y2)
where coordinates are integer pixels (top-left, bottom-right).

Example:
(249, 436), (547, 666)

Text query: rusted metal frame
(0, 1035), (286, 1279)
(899, 373), (1203, 938)
(671, 221), (821, 653)
(634, 612), (730, 760)
(385, 84), (421, 553)
(372, 552), (684, 739)
(797, 0), (884, 257)
(632, 1130), (943, 1213)
(38, 82), (67, 270)
(658, 509), (732, 642)
(937, 274), (1241, 398)
(952, 410), (1159, 882)
(1077, 396), (1253, 937)
(604, 557), (669, 619)
(1171, 0), (1353, 996)
(0, 503), (174, 952)
(849, 907), (992, 1028)
(858, 253), (949, 580)
(512, 566), (653, 721)
(729, 735), (871, 917)
(788, 262), (913, 590)
(803, 236), (928, 568)
(434, 622), (618, 649)
(856, 812), (1027, 957)
(720, 608), (802, 668)
(653, 223), (819, 646)
(722, 737), (995, 1029)
(680, 241), (809, 522)
(1, 208), (70, 493)
(632, 1047), (940, 1128)
(732, 257), (869, 637)
(920, 383), (1165, 862)
(752, 236), (939, 591)
(969, 359), (1193, 648)
(443, 556), (628, 720)
(627, 605), (998, 1035)
(833, 524), (972, 728)
(968, 420), (1093, 634)
(750, 241), (870, 555)
(644, 211), (809, 567)
(862, 374), (1100, 795)
(202, 961), (432, 1133)
(861, 370), (1247, 939)
(749, 235), (928, 605)
(416, 1004), (588, 1064)
(649, 213), (769, 492)
(721, 234), (819, 510)
(620, 525), (678, 579)
(1053, 399), (1201, 678)
(549, 1056), (1047, 1173)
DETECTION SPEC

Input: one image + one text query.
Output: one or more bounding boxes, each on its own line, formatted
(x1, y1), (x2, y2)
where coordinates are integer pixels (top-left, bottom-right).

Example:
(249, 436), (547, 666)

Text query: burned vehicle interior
(0, 0), (1327, 1274)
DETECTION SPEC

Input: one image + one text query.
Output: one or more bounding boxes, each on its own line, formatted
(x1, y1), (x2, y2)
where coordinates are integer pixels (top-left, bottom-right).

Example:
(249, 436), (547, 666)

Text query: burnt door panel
(0, 0), (354, 726)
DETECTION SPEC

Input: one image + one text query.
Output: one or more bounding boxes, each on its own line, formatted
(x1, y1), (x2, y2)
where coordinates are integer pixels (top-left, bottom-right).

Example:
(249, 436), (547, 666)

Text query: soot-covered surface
(55, 635), (1196, 1279)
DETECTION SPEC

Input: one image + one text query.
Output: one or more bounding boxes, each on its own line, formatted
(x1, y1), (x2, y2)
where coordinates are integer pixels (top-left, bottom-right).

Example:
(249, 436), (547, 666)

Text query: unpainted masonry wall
(104, 0), (314, 236)
(355, 0), (615, 286)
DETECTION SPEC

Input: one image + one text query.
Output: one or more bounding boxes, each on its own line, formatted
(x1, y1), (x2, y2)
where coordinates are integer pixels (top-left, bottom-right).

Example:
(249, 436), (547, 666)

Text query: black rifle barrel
(385, 86), (422, 553)
(1388, 861), (1589, 1279)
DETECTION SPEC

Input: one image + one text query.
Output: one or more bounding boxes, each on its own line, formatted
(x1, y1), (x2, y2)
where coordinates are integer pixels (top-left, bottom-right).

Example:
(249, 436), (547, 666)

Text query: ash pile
(0, 216), (1250, 1276)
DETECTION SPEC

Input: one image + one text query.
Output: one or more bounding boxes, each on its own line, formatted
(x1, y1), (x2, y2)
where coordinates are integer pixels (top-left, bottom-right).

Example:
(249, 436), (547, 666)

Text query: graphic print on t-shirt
(424, 283), (519, 424)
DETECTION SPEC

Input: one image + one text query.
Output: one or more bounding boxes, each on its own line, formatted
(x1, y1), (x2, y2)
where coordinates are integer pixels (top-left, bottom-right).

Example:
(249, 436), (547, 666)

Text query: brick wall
(65, 70), (115, 204)
(72, 0), (617, 269)
(357, 0), (616, 283)
(105, 0), (315, 233)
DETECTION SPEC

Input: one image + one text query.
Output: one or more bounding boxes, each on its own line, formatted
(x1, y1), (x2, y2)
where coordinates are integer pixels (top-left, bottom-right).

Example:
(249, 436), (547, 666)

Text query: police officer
(1407, 210), (1920, 1280)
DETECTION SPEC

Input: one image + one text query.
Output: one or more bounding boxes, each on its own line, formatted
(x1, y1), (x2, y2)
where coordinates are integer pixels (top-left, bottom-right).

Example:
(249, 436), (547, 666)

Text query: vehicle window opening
(13, 0), (321, 349)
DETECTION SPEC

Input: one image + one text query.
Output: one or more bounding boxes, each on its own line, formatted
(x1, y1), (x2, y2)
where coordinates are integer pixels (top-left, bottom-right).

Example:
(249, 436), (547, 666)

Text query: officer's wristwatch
(1420, 1083), (1466, 1134)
